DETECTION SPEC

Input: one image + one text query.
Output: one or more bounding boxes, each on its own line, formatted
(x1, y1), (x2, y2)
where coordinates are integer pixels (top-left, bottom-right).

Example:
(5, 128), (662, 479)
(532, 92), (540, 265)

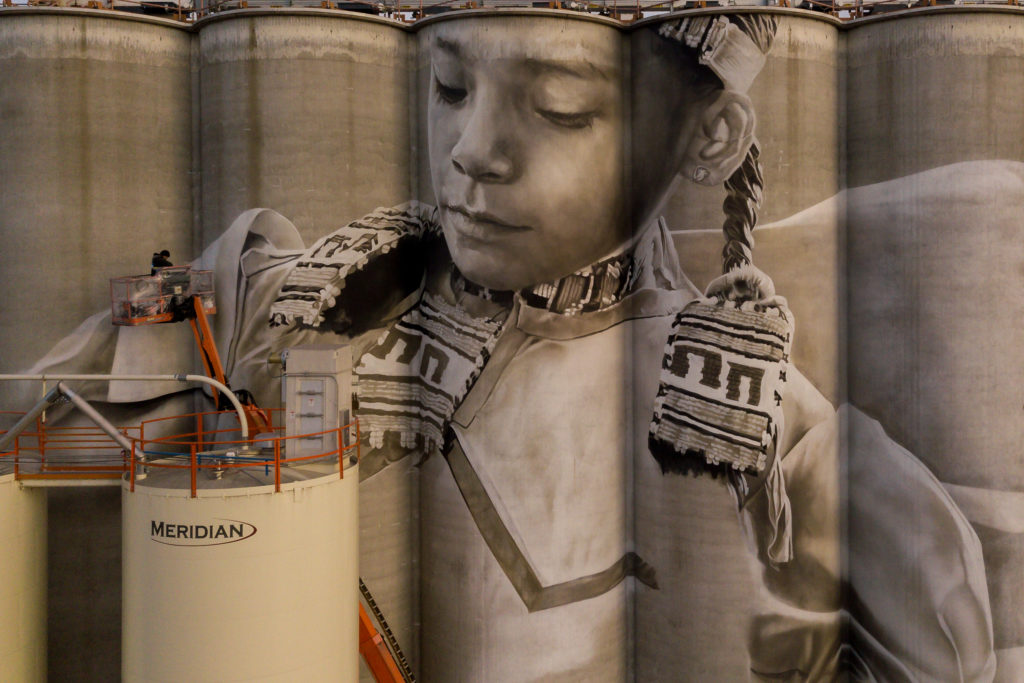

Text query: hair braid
(721, 140), (764, 273)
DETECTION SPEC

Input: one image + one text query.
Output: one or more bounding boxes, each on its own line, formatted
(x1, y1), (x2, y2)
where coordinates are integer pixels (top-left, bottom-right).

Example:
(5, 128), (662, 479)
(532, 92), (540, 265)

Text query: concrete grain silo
(633, 13), (845, 680)
(412, 13), (635, 681)
(847, 10), (1024, 661)
(0, 12), (194, 679)
(0, 469), (47, 682)
(195, 10), (414, 249)
(4, 3), (1024, 681)
(191, 13), (422, 677)
(0, 10), (193, 377)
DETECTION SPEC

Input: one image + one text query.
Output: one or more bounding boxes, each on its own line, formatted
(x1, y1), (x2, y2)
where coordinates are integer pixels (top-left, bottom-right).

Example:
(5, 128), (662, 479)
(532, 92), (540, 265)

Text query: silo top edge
(5, 5), (1024, 33)
(413, 8), (621, 30)
(193, 7), (626, 31)
(0, 5), (191, 30)
(0, 5), (846, 34)
(844, 4), (1024, 27)
(192, 6), (413, 31)
(630, 6), (842, 30)
(191, 7), (841, 32)
(124, 466), (355, 497)
(390, 7), (841, 31)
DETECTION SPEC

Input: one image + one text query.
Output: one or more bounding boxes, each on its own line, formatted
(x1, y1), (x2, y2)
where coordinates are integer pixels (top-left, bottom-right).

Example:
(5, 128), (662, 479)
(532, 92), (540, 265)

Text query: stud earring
(693, 166), (710, 184)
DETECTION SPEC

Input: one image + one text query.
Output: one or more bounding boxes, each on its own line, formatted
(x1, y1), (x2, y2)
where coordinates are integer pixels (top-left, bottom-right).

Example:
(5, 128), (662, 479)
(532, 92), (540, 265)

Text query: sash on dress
(649, 265), (795, 564)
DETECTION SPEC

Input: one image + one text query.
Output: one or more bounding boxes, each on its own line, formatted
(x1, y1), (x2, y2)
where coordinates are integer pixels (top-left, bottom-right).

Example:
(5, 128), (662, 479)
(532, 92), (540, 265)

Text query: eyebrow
(524, 58), (611, 81)
(434, 37), (462, 58)
(432, 36), (612, 81)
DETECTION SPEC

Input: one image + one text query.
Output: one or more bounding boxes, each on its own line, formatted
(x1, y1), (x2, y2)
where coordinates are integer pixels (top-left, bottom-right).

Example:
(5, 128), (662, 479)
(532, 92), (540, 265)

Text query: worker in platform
(151, 249), (172, 275)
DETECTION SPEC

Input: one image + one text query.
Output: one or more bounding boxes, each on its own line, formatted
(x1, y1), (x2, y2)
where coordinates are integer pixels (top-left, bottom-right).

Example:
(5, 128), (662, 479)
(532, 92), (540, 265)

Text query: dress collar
(454, 218), (700, 340)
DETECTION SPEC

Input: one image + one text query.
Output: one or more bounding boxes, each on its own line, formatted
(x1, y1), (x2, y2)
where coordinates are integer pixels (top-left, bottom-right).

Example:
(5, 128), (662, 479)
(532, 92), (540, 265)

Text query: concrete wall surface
(2, 6), (1024, 682)
(0, 12), (193, 374)
(846, 10), (1024, 659)
(196, 13), (413, 249)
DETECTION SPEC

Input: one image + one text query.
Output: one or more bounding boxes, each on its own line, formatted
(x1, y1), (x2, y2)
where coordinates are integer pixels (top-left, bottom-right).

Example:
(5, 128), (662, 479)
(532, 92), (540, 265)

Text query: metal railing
(131, 408), (359, 496)
(2, 408), (360, 497)
(1, 0), (1020, 24)
(2, 410), (136, 481)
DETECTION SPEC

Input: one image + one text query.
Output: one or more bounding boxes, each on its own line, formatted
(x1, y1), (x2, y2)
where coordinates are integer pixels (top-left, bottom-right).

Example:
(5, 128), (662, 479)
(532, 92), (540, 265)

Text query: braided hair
(719, 16), (775, 273)
(656, 14), (778, 274)
(721, 140), (764, 272)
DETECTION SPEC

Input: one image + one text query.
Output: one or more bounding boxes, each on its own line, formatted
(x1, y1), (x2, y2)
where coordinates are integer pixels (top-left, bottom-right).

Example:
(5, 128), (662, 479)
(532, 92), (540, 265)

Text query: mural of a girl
(275, 14), (992, 680)
(21, 11), (997, 682)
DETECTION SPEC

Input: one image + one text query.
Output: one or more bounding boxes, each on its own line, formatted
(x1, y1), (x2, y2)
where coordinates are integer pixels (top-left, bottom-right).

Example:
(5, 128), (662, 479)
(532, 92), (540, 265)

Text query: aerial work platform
(109, 266), (215, 327)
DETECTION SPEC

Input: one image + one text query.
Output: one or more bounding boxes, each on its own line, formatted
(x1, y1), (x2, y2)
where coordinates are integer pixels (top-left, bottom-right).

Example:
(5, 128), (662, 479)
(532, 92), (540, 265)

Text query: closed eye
(435, 77), (467, 105)
(538, 109), (596, 129)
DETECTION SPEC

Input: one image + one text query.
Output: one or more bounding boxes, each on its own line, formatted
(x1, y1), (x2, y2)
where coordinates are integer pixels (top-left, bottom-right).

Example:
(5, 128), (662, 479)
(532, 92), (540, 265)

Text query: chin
(450, 254), (523, 291)
(459, 265), (523, 292)
(452, 244), (588, 292)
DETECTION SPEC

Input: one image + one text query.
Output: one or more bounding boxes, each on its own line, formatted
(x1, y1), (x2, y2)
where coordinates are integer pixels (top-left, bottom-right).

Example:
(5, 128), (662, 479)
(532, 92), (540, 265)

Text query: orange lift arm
(359, 603), (405, 683)
(193, 285), (407, 679)
(187, 296), (274, 435)
(192, 288), (408, 682)
(188, 296), (228, 408)
(359, 578), (415, 683)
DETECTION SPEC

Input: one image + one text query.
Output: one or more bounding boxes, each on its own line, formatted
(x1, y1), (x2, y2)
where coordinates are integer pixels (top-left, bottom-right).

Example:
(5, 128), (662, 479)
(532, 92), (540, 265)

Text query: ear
(682, 90), (755, 186)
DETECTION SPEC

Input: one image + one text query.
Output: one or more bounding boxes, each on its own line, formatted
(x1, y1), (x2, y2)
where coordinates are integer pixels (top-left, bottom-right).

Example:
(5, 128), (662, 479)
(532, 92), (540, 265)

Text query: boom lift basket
(110, 266), (215, 326)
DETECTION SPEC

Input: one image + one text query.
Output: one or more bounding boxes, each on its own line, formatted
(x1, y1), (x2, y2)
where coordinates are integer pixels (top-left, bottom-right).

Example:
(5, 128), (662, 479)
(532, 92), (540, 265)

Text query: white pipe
(0, 374), (250, 441)
(0, 385), (63, 453)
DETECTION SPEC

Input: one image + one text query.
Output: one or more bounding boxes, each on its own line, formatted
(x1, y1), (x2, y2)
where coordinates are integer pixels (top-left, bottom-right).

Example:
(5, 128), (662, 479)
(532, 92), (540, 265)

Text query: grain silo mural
(4, 5), (1024, 681)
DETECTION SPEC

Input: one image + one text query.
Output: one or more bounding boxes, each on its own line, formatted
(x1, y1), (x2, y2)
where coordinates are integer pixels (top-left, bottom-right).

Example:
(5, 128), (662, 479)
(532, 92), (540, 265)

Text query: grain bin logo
(150, 519), (257, 547)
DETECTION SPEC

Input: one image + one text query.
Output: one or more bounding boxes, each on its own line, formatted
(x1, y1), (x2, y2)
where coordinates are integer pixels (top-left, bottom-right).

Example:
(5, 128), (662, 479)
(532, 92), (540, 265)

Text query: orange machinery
(111, 266), (413, 683)
(110, 266), (270, 432)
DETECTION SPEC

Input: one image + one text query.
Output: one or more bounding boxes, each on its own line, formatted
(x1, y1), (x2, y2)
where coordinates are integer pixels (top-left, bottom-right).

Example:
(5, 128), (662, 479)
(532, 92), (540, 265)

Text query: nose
(450, 97), (515, 183)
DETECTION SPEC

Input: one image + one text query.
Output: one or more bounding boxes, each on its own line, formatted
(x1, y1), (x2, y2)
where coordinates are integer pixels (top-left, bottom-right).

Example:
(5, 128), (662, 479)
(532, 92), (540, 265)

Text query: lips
(441, 204), (530, 241)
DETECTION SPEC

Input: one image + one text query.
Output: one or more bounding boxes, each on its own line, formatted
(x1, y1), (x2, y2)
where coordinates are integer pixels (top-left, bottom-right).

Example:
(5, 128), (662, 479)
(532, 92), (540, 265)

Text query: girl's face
(427, 21), (627, 291)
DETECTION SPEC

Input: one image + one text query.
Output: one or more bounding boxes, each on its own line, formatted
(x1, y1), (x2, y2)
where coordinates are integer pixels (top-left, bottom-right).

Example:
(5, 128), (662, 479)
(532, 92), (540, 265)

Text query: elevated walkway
(0, 376), (357, 495)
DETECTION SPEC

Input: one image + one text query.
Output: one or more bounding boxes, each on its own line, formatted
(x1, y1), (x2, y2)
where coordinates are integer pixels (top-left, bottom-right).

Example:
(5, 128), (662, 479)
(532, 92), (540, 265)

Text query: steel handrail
(0, 374), (250, 442)
(4, 406), (360, 496)
(3, 0), (1018, 23)
(129, 413), (360, 496)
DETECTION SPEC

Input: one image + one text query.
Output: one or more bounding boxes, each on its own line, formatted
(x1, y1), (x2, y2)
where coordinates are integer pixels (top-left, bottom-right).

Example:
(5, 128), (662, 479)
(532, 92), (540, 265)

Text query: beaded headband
(657, 16), (768, 93)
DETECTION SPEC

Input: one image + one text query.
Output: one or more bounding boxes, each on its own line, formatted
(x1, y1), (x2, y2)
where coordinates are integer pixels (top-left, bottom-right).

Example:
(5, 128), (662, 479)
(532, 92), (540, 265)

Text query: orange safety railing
(2, 410), (138, 481)
(30, 423), (138, 480)
(131, 409), (359, 496)
(2, 0), (1020, 24)
(138, 406), (286, 452)
(1, 410), (26, 478)
(2, 408), (360, 496)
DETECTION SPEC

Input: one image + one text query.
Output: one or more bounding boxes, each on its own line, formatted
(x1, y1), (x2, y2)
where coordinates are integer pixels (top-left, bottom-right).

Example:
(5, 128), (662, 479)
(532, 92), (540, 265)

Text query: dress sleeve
(746, 404), (996, 682)
(844, 405), (995, 682)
